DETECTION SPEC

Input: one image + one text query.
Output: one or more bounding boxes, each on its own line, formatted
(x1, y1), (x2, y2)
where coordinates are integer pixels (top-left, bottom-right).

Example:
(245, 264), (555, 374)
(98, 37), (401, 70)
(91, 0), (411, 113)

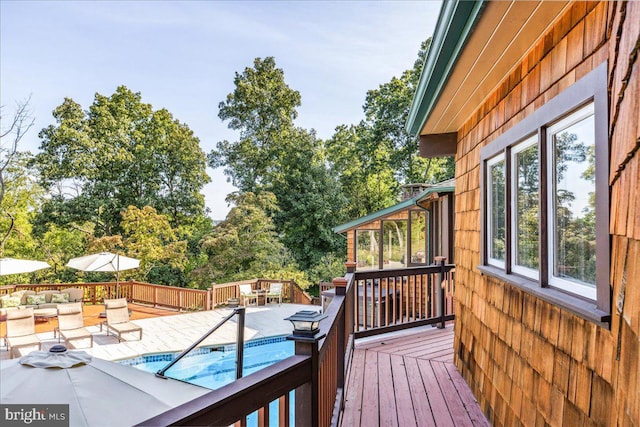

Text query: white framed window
(511, 136), (539, 280)
(486, 154), (506, 268)
(546, 103), (596, 300)
(478, 63), (609, 324)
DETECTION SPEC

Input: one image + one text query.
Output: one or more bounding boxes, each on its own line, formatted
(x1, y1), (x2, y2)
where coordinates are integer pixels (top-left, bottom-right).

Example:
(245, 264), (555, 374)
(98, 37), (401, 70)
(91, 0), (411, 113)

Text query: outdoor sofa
(0, 288), (84, 316)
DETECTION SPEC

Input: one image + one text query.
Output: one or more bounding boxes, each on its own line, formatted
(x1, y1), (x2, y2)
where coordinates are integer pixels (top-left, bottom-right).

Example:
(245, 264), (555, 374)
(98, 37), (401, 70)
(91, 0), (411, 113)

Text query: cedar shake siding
(413, 2), (639, 426)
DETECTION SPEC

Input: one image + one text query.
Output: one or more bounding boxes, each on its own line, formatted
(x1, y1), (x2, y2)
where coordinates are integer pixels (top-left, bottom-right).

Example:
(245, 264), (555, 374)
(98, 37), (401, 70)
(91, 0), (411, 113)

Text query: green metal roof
(405, 0), (487, 137)
(333, 180), (455, 234)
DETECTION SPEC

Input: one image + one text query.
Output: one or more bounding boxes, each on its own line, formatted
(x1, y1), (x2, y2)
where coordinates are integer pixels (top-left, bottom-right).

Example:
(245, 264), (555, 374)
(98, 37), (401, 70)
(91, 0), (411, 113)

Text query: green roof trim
(405, 0), (487, 137)
(332, 198), (418, 234)
(333, 181), (455, 234)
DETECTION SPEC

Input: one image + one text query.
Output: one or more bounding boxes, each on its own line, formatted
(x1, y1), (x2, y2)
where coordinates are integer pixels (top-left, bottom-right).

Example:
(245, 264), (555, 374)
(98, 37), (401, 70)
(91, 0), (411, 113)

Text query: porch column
(434, 256), (447, 328)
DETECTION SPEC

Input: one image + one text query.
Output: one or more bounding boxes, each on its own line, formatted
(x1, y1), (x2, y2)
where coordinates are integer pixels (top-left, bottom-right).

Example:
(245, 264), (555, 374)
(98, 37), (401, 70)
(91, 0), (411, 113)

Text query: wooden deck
(340, 324), (489, 427)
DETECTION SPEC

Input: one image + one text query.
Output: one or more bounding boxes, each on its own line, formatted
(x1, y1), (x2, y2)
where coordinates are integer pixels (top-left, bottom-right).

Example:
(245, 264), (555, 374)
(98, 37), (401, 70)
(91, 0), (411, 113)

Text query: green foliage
(38, 224), (87, 282)
(0, 153), (43, 257)
(34, 86), (209, 235)
(267, 129), (347, 270)
(211, 58), (347, 272)
(360, 38), (454, 185)
(4, 40), (458, 291)
(196, 192), (300, 287)
(121, 205), (188, 283)
(210, 57), (302, 192)
(307, 253), (346, 285)
(326, 124), (398, 219)
(260, 268), (311, 291)
(326, 38), (454, 227)
(553, 130), (596, 284)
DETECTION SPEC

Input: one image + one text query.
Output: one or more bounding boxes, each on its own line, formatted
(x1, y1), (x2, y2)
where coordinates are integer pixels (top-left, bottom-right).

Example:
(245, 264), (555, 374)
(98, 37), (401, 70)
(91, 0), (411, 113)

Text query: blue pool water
(120, 336), (295, 425)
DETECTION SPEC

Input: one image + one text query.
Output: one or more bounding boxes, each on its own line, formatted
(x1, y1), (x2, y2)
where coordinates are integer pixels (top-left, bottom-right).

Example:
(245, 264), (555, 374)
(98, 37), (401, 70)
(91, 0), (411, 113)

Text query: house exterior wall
(453, 2), (639, 426)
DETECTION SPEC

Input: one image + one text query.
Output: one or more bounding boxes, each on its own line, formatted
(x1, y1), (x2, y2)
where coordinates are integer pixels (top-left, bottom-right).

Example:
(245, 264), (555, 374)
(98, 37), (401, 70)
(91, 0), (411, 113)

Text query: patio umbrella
(0, 347), (209, 426)
(66, 252), (140, 283)
(0, 257), (50, 276)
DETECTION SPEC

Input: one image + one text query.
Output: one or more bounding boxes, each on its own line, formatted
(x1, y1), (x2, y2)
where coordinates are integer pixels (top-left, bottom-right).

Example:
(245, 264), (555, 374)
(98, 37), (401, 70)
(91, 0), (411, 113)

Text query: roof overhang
(333, 180), (455, 234)
(407, 0), (571, 137)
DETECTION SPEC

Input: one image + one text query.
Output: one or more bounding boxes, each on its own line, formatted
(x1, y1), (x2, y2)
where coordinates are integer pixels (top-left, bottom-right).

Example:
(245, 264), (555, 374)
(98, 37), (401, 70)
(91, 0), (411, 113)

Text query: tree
(209, 57), (302, 193)
(270, 132), (348, 269)
(197, 192), (300, 286)
(121, 205), (188, 284)
(0, 153), (43, 258)
(0, 97), (37, 259)
(34, 86), (210, 236)
(38, 224), (87, 283)
(326, 38), (454, 227)
(211, 57), (347, 270)
(361, 38), (454, 185)
(1, 96), (35, 206)
(325, 124), (398, 219)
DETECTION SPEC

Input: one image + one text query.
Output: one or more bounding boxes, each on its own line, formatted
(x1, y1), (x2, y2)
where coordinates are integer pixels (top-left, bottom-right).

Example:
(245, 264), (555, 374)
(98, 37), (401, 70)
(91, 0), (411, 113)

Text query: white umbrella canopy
(66, 252), (140, 282)
(66, 252), (140, 273)
(0, 348), (209, 426)
(0, 258), (50, 276)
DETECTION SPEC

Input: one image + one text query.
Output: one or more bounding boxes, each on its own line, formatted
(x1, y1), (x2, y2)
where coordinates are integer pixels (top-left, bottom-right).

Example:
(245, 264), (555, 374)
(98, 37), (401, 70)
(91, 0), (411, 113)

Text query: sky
(1, 0), (441, 220)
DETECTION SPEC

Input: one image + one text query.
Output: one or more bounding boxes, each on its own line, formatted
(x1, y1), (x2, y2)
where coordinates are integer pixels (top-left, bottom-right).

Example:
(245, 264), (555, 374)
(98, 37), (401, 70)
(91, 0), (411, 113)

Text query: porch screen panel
(356, 230), (379, 270)
(383, 220), (407, 269)
(410, 211), (427, 264)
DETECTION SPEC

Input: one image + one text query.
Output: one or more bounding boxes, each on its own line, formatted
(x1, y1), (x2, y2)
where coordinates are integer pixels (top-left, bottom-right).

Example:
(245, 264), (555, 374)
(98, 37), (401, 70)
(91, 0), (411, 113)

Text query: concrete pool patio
(0, 303), (314, 362)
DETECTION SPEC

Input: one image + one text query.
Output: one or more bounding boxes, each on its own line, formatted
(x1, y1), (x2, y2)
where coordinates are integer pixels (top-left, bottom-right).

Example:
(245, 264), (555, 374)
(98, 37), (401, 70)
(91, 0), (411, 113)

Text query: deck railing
(2, 281), (211, 311)
(139, 267), (356, 427)
(129, 281), (210, 311)
(140, 260), (452, 426)
(2, 277), (315, 312)
(211, 278), (314, 307)
(351, 258), (455, 337)
(2, 260), (454, 426)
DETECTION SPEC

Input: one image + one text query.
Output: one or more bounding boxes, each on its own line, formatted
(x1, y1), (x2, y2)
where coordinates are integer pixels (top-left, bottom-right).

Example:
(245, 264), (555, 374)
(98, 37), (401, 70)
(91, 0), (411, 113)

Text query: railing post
(333, 277), (348, 392)
(289, 280), (295, 304)
(333, 278), (347, 297)
(293, 337), (321, 427)
(236, 307), (245, 380)
(435, 256), (447, 329)
(345, 261), (357, 274)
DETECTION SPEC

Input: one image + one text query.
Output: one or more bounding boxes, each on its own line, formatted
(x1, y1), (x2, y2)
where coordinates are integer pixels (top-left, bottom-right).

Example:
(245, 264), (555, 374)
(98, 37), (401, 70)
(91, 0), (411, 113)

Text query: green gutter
(405, 0), (487, 137)
(333, 183), (455, 234)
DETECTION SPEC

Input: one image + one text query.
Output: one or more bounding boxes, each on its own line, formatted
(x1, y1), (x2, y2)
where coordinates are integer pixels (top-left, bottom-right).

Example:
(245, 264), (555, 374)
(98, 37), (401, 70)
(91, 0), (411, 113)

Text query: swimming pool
(120, 336), (295, 425)
(120, 335), (294, 389)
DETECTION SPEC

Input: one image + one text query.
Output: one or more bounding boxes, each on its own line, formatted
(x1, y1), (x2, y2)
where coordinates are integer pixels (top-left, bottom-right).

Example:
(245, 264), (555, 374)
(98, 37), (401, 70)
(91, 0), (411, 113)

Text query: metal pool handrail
(156, 307), (246, 380)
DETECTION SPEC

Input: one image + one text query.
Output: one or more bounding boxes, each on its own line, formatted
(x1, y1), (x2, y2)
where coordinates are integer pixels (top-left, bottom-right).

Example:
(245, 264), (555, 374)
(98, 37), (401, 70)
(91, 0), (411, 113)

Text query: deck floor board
(340, 324), (489, 427)
(360, 351), (380, 427)
(391, 353), (418, 427)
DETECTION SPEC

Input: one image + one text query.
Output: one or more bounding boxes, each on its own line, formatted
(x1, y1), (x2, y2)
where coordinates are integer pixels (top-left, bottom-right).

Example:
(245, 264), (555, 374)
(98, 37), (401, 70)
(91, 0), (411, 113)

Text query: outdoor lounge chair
(266, 282), (283, 305)
(55, 302), (92, 348)
(239, 284), (258, 306)
(100, 298), (142, 342)
(4, 307), (42, 358)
